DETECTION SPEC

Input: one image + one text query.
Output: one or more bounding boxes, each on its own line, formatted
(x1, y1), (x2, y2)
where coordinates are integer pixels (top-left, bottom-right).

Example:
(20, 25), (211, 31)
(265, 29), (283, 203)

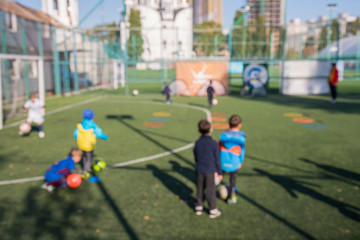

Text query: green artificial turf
(0, 87), (359, 240)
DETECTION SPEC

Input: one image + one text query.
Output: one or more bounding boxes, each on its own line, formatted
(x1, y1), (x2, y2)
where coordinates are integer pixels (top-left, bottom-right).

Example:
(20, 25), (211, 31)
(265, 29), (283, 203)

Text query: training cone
(67, 173), (82, 188)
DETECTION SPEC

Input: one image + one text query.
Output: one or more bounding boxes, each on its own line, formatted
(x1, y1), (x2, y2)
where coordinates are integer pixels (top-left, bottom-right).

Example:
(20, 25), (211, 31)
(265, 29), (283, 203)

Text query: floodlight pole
(327, 3), (337, 61)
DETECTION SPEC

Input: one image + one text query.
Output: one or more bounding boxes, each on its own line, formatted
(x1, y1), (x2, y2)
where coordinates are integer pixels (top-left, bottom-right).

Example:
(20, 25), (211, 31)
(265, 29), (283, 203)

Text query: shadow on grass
(247, 155), (315, 174)
(146, 164), (195, 210)
(106, 114), (195, 167)
(1, 187), (97, 240)
(96, 181), (139, 240)
(254, 168), (360, 222)
(169, 160), (196, 184)
(235, 190), (316, 240)
(246, 155), (358, 186)
(300, 158), (360, 182)
(230, 93), (360, 115)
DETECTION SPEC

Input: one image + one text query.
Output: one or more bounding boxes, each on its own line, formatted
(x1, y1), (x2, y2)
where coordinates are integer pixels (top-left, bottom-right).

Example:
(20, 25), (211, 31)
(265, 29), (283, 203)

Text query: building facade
(0, 0), (64, 98)
(191, 0), (222, 25)
(247, 0), (285, 26)
(123, 0), (193, 61)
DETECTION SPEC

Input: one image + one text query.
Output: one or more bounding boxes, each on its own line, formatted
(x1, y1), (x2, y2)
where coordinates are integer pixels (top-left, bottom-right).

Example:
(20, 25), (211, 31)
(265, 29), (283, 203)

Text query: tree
(231, 10), (245, 58)
(346, 17), (360, 36)
(318, 19), (339, 52)
(193, 21), (223, 56)
(331, 19), (340, 42)
(231, 12), (269, 59)
(303, 36), (316, 58)
(127, 9), (144, 60)
(318, 27), (327, 52)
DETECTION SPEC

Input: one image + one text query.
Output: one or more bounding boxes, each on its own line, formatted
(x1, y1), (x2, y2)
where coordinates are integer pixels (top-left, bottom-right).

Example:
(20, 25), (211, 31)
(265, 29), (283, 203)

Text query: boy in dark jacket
(193, 119), (223, 218)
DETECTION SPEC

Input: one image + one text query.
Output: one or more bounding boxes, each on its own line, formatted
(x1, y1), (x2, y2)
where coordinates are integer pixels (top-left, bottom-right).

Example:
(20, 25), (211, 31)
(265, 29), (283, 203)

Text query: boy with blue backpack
(219, 114), (246, 204)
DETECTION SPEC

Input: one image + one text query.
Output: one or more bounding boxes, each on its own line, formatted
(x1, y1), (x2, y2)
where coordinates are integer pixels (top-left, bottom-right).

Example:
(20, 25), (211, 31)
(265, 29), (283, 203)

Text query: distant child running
(41, 147), (83, 192)
(219, 114), (246, 204)
(193, 119), (223, 218)
(22, 93), (45, 138)
(73, 109), (108, 174)
(163, 82), (172, 104)
(207, 80), (215, 108)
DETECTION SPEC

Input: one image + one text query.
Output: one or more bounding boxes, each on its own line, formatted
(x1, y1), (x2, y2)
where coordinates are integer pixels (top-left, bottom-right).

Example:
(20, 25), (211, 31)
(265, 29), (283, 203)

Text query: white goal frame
(0, 54), (44, 130)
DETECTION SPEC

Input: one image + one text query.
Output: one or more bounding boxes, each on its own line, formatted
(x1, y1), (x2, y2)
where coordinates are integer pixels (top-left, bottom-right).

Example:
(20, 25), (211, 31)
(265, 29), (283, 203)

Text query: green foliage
(346, 17), (360, 36)
(318, 19), (340, 52)
(318, 27), (327, 52)
(193, 21), (223, 56)
(231, 13), (269, 59)
(127, 9), (144, 60)
(231, 10), (245, 58)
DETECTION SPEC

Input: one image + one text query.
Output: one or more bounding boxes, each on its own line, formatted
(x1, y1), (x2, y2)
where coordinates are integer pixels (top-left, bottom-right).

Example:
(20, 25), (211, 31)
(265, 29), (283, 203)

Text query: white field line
(0, 99), (211, 186)
(107, 143), (194, 168)
(3, 96), (103, 129)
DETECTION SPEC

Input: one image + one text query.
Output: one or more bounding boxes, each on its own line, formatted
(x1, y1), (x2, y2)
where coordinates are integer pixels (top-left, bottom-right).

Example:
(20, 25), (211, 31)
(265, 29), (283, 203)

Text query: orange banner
(175, 62), (229, 96)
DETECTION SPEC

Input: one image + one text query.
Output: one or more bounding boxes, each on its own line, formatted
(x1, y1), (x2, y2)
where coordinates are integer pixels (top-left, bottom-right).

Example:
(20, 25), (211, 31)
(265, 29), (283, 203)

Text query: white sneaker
(39, 131), (45, 138)
(209, 208), (222, 219)
(195, 206), (203, 215)
(41, 183), (54, 193)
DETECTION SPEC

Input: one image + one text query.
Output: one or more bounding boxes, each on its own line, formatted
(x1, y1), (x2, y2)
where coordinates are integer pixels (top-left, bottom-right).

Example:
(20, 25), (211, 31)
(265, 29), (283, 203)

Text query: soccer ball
(19, 123), (31, 135)
(67, 173), (82, 188)
(219, 184), (228, 200)
(212, 98), (218, 105)
(92, 158), (107, 172)
(132, 89), (139, 96)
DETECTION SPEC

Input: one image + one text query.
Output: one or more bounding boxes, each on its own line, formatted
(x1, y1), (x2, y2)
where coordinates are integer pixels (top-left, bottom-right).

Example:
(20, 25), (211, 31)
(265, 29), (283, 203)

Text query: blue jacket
(44, 156), (76, 182)
(73, 119), (108, 140)
(219, 130), (246, 172)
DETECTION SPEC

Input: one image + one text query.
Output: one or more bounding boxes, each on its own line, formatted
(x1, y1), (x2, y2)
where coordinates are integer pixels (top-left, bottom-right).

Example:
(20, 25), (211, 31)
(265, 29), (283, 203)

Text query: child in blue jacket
(41, 147), (83, 192)
(219, 114), (246, 204)
(73, 109), (108, 174)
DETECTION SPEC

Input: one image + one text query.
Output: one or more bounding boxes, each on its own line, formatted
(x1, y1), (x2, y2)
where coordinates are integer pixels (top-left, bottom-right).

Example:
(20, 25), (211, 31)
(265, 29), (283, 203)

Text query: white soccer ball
(212, 98), (218, 105)
(19, 123), (31, 135)
(132, 89), (139, 96)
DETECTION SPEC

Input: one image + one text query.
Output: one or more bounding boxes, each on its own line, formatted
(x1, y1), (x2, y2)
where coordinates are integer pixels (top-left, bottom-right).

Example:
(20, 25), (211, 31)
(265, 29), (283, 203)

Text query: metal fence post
(21, 18), (30, 99)
(63, 30), (70, 93)
(52, 26), (61, 95)
(72, 31), (79, 92)
(37, 22), (45, 96)
(0, 11), (10, 103)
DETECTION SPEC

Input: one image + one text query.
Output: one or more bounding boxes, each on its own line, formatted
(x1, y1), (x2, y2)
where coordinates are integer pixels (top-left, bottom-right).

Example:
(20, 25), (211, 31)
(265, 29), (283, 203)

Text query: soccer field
(0, 88), (359, 239)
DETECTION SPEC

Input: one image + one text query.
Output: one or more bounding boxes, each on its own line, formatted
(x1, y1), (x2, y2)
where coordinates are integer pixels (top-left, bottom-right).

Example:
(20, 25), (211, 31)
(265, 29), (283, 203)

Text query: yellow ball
(92, 159), (106, 172)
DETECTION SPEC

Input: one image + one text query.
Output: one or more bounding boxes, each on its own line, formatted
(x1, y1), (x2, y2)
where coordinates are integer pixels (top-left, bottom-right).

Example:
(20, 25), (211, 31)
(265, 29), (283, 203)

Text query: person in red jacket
(328, 63), (339, 104)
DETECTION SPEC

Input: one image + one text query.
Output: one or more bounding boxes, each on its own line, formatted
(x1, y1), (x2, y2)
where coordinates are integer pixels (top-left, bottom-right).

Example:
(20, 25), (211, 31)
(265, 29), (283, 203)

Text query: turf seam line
(3, 96), (103, 129)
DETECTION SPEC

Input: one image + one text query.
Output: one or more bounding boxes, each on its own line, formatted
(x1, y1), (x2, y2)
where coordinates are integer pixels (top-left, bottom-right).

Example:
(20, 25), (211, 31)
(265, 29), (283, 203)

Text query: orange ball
(66, 173), (82, 188)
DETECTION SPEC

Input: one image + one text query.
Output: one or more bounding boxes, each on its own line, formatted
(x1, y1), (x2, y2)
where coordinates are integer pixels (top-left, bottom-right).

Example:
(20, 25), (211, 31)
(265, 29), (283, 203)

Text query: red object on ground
(67, 173), (82, 188)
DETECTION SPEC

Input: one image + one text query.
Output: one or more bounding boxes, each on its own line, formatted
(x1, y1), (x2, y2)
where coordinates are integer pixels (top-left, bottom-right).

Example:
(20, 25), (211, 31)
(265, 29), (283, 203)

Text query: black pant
(196, 173), (217, 210)
(208, 95), (213, 107)
(329, 85), (337, 100)
(82, 151), (93, 172)
(228, 171), (238, 199)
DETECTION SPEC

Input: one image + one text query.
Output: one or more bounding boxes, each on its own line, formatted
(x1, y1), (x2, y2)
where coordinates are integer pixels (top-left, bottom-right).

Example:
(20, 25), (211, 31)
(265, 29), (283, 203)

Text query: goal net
(0, 54), (44, 129)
